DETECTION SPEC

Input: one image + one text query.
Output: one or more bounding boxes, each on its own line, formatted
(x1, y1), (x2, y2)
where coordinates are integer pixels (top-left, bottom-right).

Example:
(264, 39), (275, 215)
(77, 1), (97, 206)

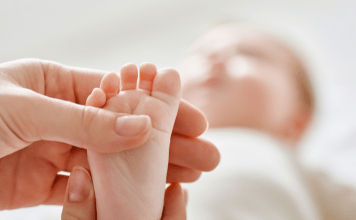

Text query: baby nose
(209, 62), (225, 77)
(206, 54), (226, 78)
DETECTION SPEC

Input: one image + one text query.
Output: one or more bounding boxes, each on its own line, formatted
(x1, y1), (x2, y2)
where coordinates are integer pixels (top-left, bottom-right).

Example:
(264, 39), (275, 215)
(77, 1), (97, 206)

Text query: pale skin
(0, 59), (220, 210)
(181, 25), (311, 143)
(85, 63), (182, 219)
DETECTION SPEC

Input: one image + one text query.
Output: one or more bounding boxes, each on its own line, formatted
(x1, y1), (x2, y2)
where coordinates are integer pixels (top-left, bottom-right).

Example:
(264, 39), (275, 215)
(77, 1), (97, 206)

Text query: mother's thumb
(161, 184), (187, 220)
(61, 166), (96, 220)
(26, 93), (152, 153)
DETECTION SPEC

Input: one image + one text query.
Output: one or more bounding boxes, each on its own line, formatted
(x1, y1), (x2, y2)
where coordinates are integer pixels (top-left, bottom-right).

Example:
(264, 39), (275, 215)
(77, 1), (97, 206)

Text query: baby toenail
(115, 115), (150, 136)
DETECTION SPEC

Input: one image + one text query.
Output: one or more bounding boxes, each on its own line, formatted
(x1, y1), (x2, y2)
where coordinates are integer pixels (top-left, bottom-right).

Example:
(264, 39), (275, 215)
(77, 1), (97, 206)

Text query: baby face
(181, 25), (301, 133)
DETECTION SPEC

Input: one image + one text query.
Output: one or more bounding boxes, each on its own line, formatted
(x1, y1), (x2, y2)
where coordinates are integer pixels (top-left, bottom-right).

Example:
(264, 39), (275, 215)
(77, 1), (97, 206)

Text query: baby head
(180, 22), (314, 143)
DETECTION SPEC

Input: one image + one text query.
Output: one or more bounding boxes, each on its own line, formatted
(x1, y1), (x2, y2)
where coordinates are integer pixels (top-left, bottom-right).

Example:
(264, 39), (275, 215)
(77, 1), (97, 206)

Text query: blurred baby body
(181, 22), (356, 220)
(181, 22), (318, 219)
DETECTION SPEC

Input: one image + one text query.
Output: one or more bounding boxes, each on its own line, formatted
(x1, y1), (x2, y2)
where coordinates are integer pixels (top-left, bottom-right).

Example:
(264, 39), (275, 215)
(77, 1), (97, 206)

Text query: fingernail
(115, 115), (150, 136)
(68, 167), (92, 203)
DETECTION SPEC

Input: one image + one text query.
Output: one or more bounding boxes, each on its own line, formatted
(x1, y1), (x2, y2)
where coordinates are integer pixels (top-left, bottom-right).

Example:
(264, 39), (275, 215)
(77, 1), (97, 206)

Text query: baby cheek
(266, 81), (297, 129)
(236, 77), (267, 109)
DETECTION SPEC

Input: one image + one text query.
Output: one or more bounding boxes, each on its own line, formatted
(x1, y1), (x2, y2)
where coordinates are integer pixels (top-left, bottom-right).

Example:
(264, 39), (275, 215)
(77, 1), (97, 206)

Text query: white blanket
(184, 128), (320, 220)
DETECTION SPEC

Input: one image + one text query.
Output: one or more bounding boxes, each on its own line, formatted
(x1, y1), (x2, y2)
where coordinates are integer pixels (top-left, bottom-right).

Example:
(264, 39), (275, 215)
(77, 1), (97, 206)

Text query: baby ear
(283, 105), (311, 143)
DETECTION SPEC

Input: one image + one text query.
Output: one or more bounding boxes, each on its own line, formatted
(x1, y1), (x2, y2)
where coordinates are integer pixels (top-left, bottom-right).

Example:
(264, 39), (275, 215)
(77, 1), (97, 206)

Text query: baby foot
(86, 63), (181, 220)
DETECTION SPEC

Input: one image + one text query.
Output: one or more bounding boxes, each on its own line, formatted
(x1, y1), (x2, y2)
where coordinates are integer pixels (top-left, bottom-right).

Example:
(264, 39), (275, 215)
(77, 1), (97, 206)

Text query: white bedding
(184, 128), (320, 220)
(0, 205), (62, 220)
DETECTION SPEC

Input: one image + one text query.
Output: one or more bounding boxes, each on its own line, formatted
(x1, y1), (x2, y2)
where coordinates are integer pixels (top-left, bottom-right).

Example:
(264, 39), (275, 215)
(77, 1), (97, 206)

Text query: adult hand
(61, 166), (187, 220)
(0, 59), (220, 210)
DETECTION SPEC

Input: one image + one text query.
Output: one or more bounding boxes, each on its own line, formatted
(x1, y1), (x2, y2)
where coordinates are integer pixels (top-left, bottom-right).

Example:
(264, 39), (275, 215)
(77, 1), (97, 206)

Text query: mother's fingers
(166, 164), (202, 183)
(173, 100), (208, 137)
(161, 184), (187, 220)
(169, 135), (220, 172)
(65, 148), (90, 172)
(61, 167), (96, 220)
(43, 175), (69, 205)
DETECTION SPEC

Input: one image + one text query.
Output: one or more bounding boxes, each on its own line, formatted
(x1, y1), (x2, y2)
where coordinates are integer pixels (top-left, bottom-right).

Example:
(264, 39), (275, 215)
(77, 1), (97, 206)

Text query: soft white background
(1, 0), (356, 219)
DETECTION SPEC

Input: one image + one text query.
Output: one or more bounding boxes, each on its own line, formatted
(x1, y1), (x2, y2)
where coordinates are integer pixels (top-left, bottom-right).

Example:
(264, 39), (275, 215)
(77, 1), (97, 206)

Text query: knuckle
(80, 106), (100, 130)
(0, 98), (33, 155)
(78, 106), (101, 148)
(0, 128), (21, 156)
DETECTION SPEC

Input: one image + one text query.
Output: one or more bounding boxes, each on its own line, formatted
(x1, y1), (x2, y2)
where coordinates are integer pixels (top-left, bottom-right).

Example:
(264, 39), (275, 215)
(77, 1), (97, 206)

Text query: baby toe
(86, 88), (106, 107)
(152, 68), (182, 105)
(120, 63), (138, 91)
(100, 72), (120, 99)
(138, 62), (157, 93)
